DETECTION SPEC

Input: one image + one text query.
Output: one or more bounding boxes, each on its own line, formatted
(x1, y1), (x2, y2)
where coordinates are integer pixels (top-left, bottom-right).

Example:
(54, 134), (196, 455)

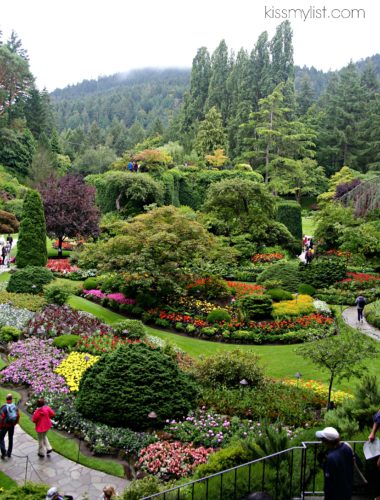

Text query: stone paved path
(342, 306), (380, 342)
(0, 425), (128, 499)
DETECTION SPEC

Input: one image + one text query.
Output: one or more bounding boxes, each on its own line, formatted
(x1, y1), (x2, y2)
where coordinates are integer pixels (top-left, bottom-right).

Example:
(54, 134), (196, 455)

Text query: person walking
(0, 394), (20, 459)
(101, 485), (117, 499)
(368, 409), (380, 500)
(32, 398), (54, 457)
(355, 295), (366, 323)
(316, 426), (354, 500)
(6, 234), (13, 249)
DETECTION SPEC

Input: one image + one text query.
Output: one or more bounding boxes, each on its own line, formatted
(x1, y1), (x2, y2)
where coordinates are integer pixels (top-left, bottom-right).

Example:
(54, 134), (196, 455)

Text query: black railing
(141, 441), (366, 500)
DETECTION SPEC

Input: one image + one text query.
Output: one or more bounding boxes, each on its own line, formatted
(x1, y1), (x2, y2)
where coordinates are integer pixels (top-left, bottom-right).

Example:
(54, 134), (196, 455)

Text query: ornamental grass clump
(0, 338), (68, 394)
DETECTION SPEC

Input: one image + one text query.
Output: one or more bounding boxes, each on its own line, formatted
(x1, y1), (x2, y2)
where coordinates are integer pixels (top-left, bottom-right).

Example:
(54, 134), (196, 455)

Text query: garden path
(342, 306), (380, 342)
(1, 425), (129, 499)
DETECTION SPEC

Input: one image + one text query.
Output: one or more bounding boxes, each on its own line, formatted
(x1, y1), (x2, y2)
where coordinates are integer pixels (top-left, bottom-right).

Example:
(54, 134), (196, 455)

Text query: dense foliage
(6, 266), (54, 294)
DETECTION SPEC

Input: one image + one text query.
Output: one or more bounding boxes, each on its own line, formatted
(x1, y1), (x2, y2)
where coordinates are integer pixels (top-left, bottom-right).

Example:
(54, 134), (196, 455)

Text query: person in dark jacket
(0, 394), (20, 459)
(355, 295), (366, 322)
(316, 426), (354, 500)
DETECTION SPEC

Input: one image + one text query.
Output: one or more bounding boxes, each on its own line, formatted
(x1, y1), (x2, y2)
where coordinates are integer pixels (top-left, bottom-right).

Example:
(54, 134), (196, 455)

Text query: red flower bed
(226, 281), (264, 297)
(47, 259), (79, 273)
(340, 272), (380, 283)
(251, 253), (284, 264)
(324, 249), (351, 258)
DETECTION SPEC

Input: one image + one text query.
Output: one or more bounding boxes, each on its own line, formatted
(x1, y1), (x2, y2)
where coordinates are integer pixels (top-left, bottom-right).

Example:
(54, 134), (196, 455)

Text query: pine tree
(194, 107), (227, 157)
(270, 21), (294, 88)
(297, 75), (314, 115)
(250, 31), (271, 108)
(205, 40), (231, 123)
(17, 190), (47, 268)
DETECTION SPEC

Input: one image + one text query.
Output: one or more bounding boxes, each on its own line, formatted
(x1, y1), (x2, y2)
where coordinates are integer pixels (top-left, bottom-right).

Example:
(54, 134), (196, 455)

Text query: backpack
(357, 297), (366, 309)
(5, 403), (17, 423)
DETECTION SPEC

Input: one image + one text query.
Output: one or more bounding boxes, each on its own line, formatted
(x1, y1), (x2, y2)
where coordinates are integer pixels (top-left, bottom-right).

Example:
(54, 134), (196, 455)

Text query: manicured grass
(0, 388), (124, 478)
(0, 272), (10, 282)
(0, 471), (17, 489)
(46, 236), (70, 258)
(67, 295), (377, 392)
(302, 215), (316, 237)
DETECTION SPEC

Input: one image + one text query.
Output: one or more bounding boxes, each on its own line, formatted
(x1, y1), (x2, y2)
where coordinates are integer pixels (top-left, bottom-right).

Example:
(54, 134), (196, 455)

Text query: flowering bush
(251, 253), (285, 264)
(313, 300), (331, 315)
(55, 352), (99, 392)
(24, 304), (113, 338)
(46, 259), (79, 274)
(226, 282), (264, 298)
(272, 294), (315, 318)
(0, 303), (35, 329)
(281, 379), (353, 405)
(177, 297), (228, 316)
(76, 332), (141, 355)
(186, 277), (230, 299)
(83, 289), (136, 306)
(323, 249), (351, 258)
(0, 338), (68, 394)
(164, 408), (261, 448)
(338, 272), (380, 289)
(138, 441), (212, 479)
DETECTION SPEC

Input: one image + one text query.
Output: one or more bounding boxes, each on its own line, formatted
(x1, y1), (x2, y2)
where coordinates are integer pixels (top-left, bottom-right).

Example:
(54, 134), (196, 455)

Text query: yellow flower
(56, 352), (99, 392)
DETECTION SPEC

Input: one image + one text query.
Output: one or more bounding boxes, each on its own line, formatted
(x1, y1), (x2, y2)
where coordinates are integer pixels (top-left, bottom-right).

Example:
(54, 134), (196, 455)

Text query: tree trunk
(58, 236), (63, 258)
(327, 373), (335, 410)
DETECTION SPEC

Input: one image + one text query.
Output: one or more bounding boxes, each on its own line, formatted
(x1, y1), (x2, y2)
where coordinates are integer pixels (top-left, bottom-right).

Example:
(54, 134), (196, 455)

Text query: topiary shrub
(112, 319), (146, 340)
(238, 294), (273, 320)
(53, 334), (80, 350)
(44, 283), (71, 305)
(266, 288), (293, 302)
(299, 257), (347, 289)
(206, 308), (231, 323)
(195, 350), (265, 388)
(0, 325), (21, 343)
(75, 343), (198, 430)
(7, 266), (54, 294)
(83, 277), (99, 290)
(16, 189), (47, 268)
(276, 200), (302, 240)
(298, 283), (316, 296)
(257, 260), (301, 292)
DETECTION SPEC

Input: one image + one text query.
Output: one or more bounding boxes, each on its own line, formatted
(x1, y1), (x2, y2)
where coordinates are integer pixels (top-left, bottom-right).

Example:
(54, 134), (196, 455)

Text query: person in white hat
(46, 487), (62, 500)
(315, 426), (354, 500)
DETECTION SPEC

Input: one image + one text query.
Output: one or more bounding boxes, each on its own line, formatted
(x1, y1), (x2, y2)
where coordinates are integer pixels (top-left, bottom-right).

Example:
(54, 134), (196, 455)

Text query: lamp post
(240, 379), (249, 395)
(294, 372), (302, 387)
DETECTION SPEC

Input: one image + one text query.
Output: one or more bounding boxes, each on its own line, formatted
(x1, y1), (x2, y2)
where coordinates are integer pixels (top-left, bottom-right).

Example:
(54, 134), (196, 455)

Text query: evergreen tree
(270, 21), (294, 88)
(297, 75), (314, 115)
(17, 189), (47, 267)
(205, 40), (231, 123)
(250, 31), (271, 108)
(194, 107), (227, 157)
(6, 30), (29, 60)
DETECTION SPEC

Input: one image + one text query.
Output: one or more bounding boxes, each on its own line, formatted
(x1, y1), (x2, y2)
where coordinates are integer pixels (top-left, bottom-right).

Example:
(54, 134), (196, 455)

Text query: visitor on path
(1, 244), (7, 266)
(6, 234), (13, 248)
(133, 161), (139, 172)
(355, 295), (366, 322)
(368, 409), (380, 500)
(45, 486), (73, 500)
(3, 242), (11, 267)
(0, 394), (20, 459)
(316, 426), (354, 500)
(101, 485), (117, 499)
(32, 397), (55, 458)
(127, 161), (133, 172)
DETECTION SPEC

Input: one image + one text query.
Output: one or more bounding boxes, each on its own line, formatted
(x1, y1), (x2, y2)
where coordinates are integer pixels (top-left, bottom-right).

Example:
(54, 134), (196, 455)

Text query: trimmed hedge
(277, 200), (302, 240)
(299, 257), (347, 289)
(267, 288), (293, 302)
(257, 260), (302, 292)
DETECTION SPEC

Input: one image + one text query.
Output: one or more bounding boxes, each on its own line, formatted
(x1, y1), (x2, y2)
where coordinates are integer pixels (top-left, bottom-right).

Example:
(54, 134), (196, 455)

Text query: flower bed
(339, 272), (380, 286)
(272, 294), (315, 318)
(1, 338), (68, 394)
(281, 379), (353, 405)
(83, 289), (136, 306)
(0, 291), (46, 312)
(251, 252), (285, 264)
(138, 441), (212, 480)
(47, 258), (79, 274)
(76, 332), (141, 355)
(52, 240), (75, 251)
(24, 304), (113, 338)
(226, 281), (265, 298)
(55, 352), (99, 392)
(0, 303), (35, 329)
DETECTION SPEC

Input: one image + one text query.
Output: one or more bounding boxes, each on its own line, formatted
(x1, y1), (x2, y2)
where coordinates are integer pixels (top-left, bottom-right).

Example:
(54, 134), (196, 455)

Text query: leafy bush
(193, 443), (251, 478)
(7, 266), (54, 294)
(276, 200), (302, 240)
(0, 209), (19, 233)
(257, 260), (302, 292)
(200, 326), (218, 337)
(0, 325), (21, 342)
(266, 288), (293, 302)
(120, 477), (161, 500)
(44, 283), (71, 305)
(0, 482), (49, 499)
(239, 294), (273, 320)
(112, 319), (146, 340)
(298, 283), (316, 296)
(83, 277), (99, 290)
(299, 257), (347, 288)
(206, 308), (231, 323)
(53, 334), (80, 350)
(195, 350), (264, 388)
(365, 300), (380, 328)
(187, 276), (230, 299)
(0, 291), (46, 311)
(75, 343), (198, 430)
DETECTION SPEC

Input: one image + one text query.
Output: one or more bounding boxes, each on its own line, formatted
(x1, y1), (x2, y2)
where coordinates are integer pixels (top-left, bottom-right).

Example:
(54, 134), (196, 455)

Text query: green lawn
(0, 471), (17, 490)
(0, 388), (124, 478)
(67, 295), (380, 392)
(0, 272), (10, 282)
(302, 215), (316, 237)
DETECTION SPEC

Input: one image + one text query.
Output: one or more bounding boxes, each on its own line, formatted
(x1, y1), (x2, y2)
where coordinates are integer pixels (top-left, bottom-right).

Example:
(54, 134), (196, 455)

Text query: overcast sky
(1, 0), (379, 91)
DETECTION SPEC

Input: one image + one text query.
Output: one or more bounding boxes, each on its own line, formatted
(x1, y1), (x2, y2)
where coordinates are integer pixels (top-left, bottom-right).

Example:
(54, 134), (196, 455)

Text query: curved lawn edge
(0, 387), (124, 478)
(0, 470), (17, 490)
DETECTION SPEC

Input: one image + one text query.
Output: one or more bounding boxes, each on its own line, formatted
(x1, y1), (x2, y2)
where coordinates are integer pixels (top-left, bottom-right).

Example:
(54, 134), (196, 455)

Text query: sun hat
(6, 394), (12, 401)
(46, 486), (58, 499)
(315, 426), (340, 441)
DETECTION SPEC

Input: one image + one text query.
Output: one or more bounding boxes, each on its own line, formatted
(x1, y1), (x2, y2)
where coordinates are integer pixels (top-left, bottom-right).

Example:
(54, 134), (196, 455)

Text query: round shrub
(112, 319), (146, 340)
(298, 257), (347, 289)
(83, 277), (99, 290)
(75, 343), (198, 430)
(206, 308), (231, 323)
(7, 266), (54, 294)
(0, 325), (21, 342)
(298, 283), (316, 296)
(195, 350), (264, 388)
(239, 294), (273, 320)
(53, 334), (80, 350)
(266, 288), (293, 302)
(44, 284), (71, 305)
(257, 261), (301, 292)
